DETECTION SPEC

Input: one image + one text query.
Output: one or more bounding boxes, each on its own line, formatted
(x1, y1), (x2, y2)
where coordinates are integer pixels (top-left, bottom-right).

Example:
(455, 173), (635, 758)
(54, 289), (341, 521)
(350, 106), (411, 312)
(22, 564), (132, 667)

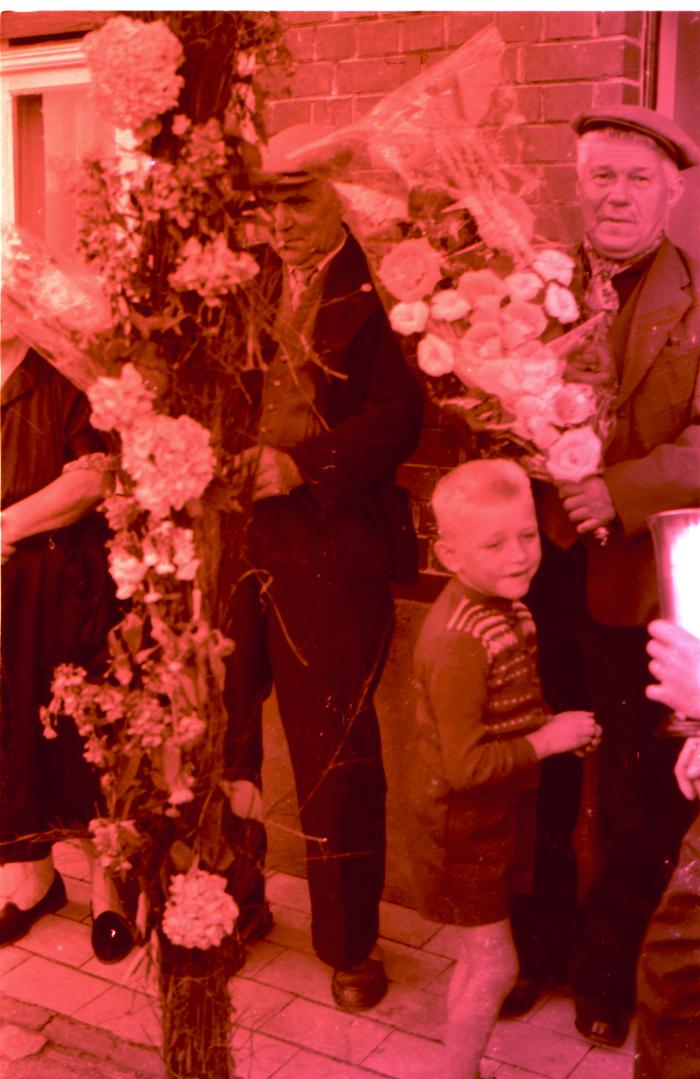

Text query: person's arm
(425, 631), (540, 791)
(289, 307), (424, 509)
(1, 466), (111, 559)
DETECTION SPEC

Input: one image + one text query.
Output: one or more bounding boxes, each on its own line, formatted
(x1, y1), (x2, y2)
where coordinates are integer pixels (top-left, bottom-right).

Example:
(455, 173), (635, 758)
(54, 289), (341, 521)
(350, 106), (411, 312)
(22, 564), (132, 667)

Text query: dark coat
(245, 231), (425, 584)
(537, 239), (700, 627)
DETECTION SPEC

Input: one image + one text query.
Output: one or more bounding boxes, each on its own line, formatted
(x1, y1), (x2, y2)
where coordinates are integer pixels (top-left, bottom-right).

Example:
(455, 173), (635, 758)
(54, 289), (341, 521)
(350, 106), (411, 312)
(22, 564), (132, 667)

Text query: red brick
(281, 12), (329, 26)
(283, 24), (315, 60)
(397, 463), (445, 502)
(535, 203), (581, 246)
(503, 44), (520, 83)
(401, 12), (446, 53)
(542, 164), (579, 204)
(311, 97), (354, 128)
(266, 99), (313, 135)
(541, 82), (594, 122)
(597, 11), (644, 38)
(516, 85), (541, 123)
(336, 54), (422, 96)
(413, 425), (462, 468)
(496, 11), (543, 43)
(352, 94), (384, 121)
(314, 23), (356, 60)
(356, 18), (401, 57)
(543, 11), (596, 40)
(446, 11), (493, 47)
(593, 80), (641, 107)
(288, 60), (335, 98)
(520, 123), (576, 164)
(522, 40), (640, 83)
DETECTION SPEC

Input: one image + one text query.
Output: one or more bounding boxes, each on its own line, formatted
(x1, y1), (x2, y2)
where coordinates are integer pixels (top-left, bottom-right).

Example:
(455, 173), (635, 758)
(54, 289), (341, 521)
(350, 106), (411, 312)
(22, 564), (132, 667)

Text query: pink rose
(417, 333), (455, 377)
(504, 271), (542, 303)
(501, 300), (548, 350)
(550, 383), (596, 425)
(378, 238), (443, 302)
(389, 300), (429, 336)
(546, 427), (602, 482)
(457, 268), (506, 309)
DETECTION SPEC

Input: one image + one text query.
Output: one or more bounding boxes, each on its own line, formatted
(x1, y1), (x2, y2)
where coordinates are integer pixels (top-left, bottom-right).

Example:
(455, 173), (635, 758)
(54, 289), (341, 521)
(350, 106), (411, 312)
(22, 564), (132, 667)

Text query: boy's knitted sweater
(413, 575), (548, 795)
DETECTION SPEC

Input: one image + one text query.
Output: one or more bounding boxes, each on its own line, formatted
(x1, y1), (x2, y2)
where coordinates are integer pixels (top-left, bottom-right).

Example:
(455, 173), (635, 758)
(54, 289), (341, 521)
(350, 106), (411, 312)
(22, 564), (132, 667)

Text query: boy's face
(437, 493), (541, 600)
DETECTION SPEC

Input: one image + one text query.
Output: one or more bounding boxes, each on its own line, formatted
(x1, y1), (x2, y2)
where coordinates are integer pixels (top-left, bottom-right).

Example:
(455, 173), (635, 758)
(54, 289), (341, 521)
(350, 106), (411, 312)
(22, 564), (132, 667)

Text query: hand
(646, 619), (700, 718)
(527, 710), (601, 759)
(558, 476), (615, 534)
(674, 737), (700, 801)
(232, 445), (303, 501)
(1, 511), (18, 564)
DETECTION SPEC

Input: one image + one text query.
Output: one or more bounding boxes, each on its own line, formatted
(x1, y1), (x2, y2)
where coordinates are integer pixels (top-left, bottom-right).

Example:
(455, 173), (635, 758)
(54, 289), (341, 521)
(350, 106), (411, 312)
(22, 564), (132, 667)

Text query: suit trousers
(519, 538), (694, 1008)
(221, 559), (393, 971)
(635, 809), (700, 1078)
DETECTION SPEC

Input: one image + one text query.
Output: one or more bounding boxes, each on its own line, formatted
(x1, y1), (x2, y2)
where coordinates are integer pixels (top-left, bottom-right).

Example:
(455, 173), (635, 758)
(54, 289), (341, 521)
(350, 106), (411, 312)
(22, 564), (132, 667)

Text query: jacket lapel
(616, 238), (692, 409)
(313, 233), (377, 373)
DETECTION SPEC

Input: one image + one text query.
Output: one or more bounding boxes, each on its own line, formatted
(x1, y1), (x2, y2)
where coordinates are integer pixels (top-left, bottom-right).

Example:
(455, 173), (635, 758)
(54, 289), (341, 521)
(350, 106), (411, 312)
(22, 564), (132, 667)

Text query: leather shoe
(91, 908), (135, 964)
(331, 957), (388, 1011)
(575, 997), (629, 1048)
(0, 871), (67, 945)
(500, 976), (543, 1018)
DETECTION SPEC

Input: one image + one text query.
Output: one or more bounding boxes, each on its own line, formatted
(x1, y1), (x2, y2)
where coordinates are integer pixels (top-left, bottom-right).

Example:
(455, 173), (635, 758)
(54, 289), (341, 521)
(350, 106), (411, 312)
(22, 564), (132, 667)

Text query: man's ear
(666, 172), (685, 212)
(434, 537), (456, 573)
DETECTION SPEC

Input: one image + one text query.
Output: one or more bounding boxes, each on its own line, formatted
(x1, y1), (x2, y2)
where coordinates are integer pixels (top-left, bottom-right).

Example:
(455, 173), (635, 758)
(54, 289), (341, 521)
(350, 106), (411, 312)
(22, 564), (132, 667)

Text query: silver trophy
(648, 508), (700, 736)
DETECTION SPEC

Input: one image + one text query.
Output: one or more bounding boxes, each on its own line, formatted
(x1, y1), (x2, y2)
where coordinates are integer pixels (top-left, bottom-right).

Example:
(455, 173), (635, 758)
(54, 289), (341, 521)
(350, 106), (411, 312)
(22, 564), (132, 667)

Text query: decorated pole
(5, 12), (286, 1078)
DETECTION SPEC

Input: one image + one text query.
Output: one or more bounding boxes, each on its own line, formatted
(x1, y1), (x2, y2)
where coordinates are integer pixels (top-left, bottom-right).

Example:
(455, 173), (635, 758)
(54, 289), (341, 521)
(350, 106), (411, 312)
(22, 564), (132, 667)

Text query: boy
(406, 460), (601, 1078)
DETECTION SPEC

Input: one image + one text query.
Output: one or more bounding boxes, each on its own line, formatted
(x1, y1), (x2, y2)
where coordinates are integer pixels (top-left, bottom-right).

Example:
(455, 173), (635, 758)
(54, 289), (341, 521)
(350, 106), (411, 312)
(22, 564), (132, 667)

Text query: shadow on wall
(262, 598), (426, 908)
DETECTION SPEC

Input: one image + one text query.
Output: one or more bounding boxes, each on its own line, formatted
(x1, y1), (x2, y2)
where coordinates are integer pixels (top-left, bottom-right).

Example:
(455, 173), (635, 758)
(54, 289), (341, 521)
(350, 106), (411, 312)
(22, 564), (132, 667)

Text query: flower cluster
(121, 413), (216, 519)
(162, 867), (239, 949)
(88, 362), (156, 431)
(169, 235), (259, 305)
(90, 817), (141, 871)
(83, 16), (184, 135)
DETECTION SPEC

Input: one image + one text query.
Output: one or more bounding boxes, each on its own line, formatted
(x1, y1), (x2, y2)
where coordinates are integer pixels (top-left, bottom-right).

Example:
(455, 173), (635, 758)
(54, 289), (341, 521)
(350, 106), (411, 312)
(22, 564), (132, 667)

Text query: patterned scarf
(582, 235), (661, 321)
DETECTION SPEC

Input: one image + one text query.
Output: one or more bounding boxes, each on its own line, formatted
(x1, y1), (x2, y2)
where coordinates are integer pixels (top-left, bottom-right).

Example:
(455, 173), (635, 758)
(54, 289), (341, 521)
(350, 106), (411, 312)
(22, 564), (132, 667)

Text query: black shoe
(500, 975), (544, 1018)
(0, 871), (67, 945)
(91, 908), (134, 964)
(238, 902), (274, 943)
(575, 996), (630, 1048)
(331, 957), (388, 1011)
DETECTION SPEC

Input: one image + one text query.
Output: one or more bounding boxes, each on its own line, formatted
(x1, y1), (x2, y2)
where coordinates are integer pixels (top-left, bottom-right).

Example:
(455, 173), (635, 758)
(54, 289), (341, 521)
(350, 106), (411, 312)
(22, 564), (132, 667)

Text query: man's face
(436, 493), (542, 601)
(261, 178), (343, 269)
(578, 134), (684, 259)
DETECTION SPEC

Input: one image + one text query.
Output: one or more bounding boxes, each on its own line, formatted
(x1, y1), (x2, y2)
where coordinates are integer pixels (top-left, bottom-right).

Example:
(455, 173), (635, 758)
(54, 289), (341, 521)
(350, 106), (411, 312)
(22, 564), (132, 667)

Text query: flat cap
(253, 123), (351, 187)
(572, 105), (700, 170)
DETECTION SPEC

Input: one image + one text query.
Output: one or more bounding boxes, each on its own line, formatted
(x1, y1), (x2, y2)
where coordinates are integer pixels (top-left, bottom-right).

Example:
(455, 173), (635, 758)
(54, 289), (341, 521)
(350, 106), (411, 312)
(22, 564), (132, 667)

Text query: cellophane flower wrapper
(1, 221), (113, 390)
(282, 25), (616, 484)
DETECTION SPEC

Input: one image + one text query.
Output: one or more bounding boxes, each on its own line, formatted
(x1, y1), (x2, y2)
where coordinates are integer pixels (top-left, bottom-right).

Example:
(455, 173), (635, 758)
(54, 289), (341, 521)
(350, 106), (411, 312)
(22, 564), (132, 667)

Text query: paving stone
(0, 955), (108, 1015)
(230, 1028), (298, 1079)
(420, 923), (463, 959)
(0, 995), (52, 1030)
(111, 1040), (167, 1077)
(74, 986), (162, 1048)
(229, 976), (294, 1030)
(272, 1049), (380, 1078)
(361, 1028), (445, 1078)
(253, 948), (335, 1006)
(487, 1019), (589, 1078)
(381, 938), (452, 990)
(239, 938), (285, 978)
(568, 1047), (634, 1078)
(378, 900), (439, 949)
(264, 873), (311, 913)
(20, 913), (94, 968)
(43, 1014), (116, 1060)
(9, 1046), (116, 1079)
(262, 997), (388, 1066)
(369, 982), (445, 1042)
(266, 904), (314, 954)
(0, 1023), (47, 1061)
(0, 947), (29, 979)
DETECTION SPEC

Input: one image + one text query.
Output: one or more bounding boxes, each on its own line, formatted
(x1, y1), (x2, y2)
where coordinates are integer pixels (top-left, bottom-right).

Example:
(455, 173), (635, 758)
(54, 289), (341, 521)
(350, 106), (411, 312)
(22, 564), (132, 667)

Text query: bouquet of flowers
(284, 25), (616, 492)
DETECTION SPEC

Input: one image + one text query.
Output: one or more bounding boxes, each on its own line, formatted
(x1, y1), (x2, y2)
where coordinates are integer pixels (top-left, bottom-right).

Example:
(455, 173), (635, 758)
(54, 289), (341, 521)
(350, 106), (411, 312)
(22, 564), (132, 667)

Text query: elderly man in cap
(220, 124), (424, 1010)
(507, 105), (700, 1046)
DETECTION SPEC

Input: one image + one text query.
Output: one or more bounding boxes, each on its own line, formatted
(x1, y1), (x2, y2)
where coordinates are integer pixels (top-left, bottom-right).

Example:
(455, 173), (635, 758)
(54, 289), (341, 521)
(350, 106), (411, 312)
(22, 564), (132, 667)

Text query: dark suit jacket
(245, 231), (425, 584)
(538, 239), (700, 627)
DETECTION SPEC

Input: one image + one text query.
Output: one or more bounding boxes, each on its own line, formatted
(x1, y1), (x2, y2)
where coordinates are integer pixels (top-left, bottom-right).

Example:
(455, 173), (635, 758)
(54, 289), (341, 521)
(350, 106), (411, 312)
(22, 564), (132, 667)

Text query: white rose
(544, 281), (580, 324)
(504, 271), (543, 303)
(430, 289), (470, 322)
(389, 300), (429, 336)
(532, 249), (575, 286)
(417, 333), (455, 377)
(546, 427), (602, 482)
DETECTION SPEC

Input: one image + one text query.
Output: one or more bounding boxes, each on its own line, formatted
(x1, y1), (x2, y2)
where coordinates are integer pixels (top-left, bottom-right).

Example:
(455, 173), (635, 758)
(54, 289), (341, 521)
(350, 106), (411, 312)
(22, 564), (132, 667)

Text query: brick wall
(266, 11), (649, 598)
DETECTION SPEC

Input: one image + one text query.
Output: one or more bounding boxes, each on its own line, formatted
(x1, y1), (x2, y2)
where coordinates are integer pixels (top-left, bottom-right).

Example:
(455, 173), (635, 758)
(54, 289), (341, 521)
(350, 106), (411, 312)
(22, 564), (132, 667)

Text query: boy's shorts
(407, 785), (537, 927)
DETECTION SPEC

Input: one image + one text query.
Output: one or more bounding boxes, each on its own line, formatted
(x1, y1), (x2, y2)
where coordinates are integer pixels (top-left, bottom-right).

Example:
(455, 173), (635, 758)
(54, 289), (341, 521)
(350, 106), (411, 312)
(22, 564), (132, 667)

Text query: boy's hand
(527, 711), (601, 759)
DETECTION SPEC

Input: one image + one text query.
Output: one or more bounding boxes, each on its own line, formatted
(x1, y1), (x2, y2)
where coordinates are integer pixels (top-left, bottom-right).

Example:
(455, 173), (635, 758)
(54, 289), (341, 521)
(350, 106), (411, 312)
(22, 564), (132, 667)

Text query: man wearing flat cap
(510, 105), (700, 1047)
(219, 124), (424, 1010)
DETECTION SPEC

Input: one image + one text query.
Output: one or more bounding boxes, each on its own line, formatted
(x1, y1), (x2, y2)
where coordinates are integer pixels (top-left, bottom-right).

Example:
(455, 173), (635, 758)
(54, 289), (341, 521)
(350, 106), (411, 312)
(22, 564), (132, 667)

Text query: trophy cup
(648, 508), (700, 737)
